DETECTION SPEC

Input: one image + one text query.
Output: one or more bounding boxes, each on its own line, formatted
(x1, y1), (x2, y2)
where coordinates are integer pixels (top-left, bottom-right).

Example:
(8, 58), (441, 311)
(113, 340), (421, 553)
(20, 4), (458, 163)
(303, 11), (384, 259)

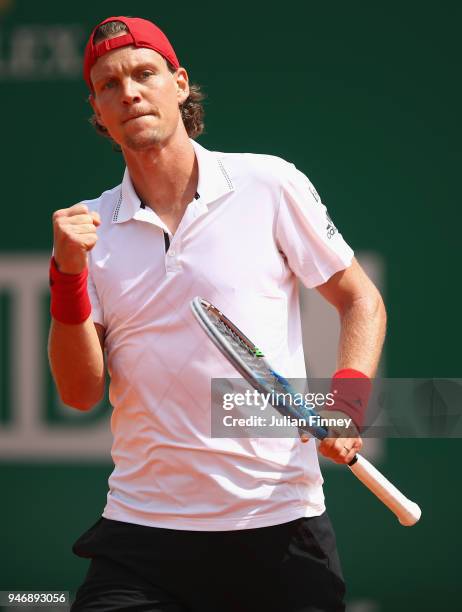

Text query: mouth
(123, 113), (152, 124)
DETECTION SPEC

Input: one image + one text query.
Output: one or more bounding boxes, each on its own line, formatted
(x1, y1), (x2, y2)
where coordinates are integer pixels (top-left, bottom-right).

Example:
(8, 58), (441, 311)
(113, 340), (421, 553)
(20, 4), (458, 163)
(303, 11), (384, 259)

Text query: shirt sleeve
(87, 268), (104, 326)
(276, 162), (354, 288)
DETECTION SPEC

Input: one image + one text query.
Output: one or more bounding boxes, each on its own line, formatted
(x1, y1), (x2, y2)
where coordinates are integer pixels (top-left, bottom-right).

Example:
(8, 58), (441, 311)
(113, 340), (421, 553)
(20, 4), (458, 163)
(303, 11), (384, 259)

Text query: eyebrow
(94, 62), (161, 85)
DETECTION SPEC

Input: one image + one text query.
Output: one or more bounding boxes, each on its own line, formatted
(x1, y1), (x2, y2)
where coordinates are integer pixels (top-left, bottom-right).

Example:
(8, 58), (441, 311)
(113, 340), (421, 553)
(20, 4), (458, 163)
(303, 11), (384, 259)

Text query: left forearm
(337, 294), (387, 377)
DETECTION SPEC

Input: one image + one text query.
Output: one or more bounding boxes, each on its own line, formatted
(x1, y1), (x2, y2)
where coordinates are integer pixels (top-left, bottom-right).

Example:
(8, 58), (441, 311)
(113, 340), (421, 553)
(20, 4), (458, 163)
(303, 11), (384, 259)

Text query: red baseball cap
(83, 16), (180, 90)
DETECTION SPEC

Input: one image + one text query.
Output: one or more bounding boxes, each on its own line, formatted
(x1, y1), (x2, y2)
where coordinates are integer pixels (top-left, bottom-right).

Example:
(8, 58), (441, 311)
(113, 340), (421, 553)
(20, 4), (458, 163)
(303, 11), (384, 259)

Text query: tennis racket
(191, 296), (421, 527)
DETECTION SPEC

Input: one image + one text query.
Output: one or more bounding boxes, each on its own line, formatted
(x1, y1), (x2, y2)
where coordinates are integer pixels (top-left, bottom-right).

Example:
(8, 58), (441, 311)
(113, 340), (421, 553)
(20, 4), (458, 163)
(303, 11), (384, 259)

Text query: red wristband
(49, 257), (92, 324)
(328, 368), (372, 432)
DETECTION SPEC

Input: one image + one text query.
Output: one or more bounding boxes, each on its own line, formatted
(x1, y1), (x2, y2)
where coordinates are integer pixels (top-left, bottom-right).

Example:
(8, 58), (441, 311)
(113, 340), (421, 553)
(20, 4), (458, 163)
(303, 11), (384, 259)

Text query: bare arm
(308, 257), (387, 463)
(316, 257), (387, 377)
(48, 202), (105, 411)
(48, 320), (105, 410)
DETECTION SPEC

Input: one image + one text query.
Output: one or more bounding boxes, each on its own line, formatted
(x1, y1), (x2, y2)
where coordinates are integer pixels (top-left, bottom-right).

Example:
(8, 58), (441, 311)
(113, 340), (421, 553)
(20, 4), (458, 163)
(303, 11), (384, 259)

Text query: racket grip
(348, 454), (422, 526)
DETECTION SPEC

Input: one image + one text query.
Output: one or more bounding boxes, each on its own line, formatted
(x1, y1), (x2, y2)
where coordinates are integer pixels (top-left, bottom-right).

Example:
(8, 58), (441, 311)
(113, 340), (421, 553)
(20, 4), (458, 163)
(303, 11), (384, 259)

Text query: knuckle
(71, 202), (89, 214)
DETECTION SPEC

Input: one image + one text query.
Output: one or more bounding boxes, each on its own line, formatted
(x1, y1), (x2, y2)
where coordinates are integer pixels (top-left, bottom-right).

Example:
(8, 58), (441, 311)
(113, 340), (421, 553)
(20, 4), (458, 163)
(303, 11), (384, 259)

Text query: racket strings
(210, 313), (281, 385)
(205, 305), (309, 415)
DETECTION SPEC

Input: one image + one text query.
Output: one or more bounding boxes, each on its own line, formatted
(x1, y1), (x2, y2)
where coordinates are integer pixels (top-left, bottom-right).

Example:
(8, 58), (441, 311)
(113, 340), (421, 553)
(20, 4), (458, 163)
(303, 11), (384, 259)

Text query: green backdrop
(1, 1), (460, 610)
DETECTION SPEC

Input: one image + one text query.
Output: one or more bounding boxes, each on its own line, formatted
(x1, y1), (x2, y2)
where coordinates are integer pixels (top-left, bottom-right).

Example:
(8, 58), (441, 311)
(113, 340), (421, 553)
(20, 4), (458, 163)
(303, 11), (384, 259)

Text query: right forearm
(49, 202), (104, 409)
(48, 318), (105, 410)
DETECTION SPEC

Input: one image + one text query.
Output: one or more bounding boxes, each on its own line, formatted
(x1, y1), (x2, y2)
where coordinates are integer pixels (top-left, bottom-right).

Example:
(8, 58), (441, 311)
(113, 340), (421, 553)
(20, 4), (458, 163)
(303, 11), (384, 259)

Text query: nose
(120, 78), (142, 105)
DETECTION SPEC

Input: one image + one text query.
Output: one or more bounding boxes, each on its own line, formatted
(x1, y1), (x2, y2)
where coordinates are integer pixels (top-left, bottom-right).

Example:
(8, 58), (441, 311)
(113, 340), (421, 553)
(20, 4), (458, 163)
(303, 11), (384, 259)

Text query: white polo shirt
(85, 139), (354, 530)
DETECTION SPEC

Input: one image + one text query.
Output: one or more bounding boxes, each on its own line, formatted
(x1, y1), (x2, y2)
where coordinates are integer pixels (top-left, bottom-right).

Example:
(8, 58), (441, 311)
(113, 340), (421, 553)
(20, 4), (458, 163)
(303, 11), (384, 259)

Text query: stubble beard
(124, 126), (166, 151)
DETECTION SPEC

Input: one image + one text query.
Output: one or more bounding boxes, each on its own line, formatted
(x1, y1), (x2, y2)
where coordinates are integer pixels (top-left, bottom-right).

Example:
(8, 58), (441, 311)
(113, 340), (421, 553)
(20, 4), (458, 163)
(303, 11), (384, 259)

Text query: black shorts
(71, 513), (346, 612)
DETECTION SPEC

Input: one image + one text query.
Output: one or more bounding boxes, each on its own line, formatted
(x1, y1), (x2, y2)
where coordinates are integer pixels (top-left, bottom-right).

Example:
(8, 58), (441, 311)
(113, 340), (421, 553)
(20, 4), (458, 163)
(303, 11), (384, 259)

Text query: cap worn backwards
(83, 16), (180, 90)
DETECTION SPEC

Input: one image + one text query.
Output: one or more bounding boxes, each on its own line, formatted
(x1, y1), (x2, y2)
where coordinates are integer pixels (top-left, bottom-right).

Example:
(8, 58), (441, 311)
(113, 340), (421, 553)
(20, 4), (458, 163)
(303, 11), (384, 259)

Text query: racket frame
(190, 296), (422, 526)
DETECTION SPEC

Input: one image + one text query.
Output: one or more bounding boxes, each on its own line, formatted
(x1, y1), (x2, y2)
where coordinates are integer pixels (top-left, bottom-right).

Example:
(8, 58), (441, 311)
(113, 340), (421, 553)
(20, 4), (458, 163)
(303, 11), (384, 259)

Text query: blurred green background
(1, 1), (460, 610)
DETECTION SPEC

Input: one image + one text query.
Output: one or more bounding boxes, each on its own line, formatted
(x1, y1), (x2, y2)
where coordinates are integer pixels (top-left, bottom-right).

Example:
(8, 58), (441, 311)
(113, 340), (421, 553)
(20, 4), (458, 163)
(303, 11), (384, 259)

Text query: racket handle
(348, 454), (422, 526)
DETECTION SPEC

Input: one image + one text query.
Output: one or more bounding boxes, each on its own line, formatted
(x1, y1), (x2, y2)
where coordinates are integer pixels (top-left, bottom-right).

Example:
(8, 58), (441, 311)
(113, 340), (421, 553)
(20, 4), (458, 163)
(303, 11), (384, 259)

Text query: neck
(122, 132), (198, 214)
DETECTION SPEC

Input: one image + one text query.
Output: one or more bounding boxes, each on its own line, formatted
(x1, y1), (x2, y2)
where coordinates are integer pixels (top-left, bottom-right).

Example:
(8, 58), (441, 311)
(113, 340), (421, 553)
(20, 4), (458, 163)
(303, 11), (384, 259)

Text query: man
(49, 15), (386, 612)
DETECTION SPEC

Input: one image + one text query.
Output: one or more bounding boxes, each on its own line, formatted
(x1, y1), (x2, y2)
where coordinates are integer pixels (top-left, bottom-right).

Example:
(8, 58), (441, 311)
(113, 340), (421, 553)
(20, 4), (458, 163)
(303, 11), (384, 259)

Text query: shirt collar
(112, 139), (234, 224)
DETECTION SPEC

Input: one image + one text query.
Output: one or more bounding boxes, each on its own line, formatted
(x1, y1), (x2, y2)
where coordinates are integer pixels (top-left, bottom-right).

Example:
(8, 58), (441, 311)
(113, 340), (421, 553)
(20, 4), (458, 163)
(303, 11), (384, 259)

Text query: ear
(175, 68), (190, 104)
(89, 93), (106, 127)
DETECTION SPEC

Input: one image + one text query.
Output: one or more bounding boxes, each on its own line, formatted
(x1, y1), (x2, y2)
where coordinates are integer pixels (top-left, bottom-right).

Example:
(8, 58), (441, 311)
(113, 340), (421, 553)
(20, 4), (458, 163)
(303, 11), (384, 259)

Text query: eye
(139, 70), (154, 80)
(102, 79), (117, 90)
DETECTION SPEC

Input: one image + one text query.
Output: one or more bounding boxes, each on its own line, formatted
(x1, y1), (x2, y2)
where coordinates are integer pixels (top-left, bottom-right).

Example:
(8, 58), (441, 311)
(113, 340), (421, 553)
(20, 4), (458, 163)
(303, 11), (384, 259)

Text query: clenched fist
(53, 203), (101, 274)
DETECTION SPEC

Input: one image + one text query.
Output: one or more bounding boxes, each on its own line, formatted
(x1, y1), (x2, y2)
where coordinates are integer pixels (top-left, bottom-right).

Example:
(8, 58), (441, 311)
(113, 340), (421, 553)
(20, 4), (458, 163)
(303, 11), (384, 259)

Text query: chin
(124, 131), (166, 151)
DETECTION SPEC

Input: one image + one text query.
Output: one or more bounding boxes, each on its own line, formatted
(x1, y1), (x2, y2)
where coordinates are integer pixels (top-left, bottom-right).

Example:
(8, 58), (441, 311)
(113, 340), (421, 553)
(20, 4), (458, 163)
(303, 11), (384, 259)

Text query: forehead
(90, 45), (167, 82)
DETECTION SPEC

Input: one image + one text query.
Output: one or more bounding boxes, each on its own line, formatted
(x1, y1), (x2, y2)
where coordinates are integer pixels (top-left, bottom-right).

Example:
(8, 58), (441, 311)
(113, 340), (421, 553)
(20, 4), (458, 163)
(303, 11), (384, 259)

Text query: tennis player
(48, 16), (386, 612)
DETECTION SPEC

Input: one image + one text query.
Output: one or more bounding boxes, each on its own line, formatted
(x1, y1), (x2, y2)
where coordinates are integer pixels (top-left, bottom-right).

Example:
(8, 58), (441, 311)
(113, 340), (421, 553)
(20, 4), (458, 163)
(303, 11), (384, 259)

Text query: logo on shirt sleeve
(326, 211), (338, 240)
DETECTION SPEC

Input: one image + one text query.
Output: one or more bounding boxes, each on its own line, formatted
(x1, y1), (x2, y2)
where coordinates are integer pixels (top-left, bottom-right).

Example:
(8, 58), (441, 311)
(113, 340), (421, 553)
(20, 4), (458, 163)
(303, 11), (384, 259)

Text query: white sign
(0, 25), (84, 79)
